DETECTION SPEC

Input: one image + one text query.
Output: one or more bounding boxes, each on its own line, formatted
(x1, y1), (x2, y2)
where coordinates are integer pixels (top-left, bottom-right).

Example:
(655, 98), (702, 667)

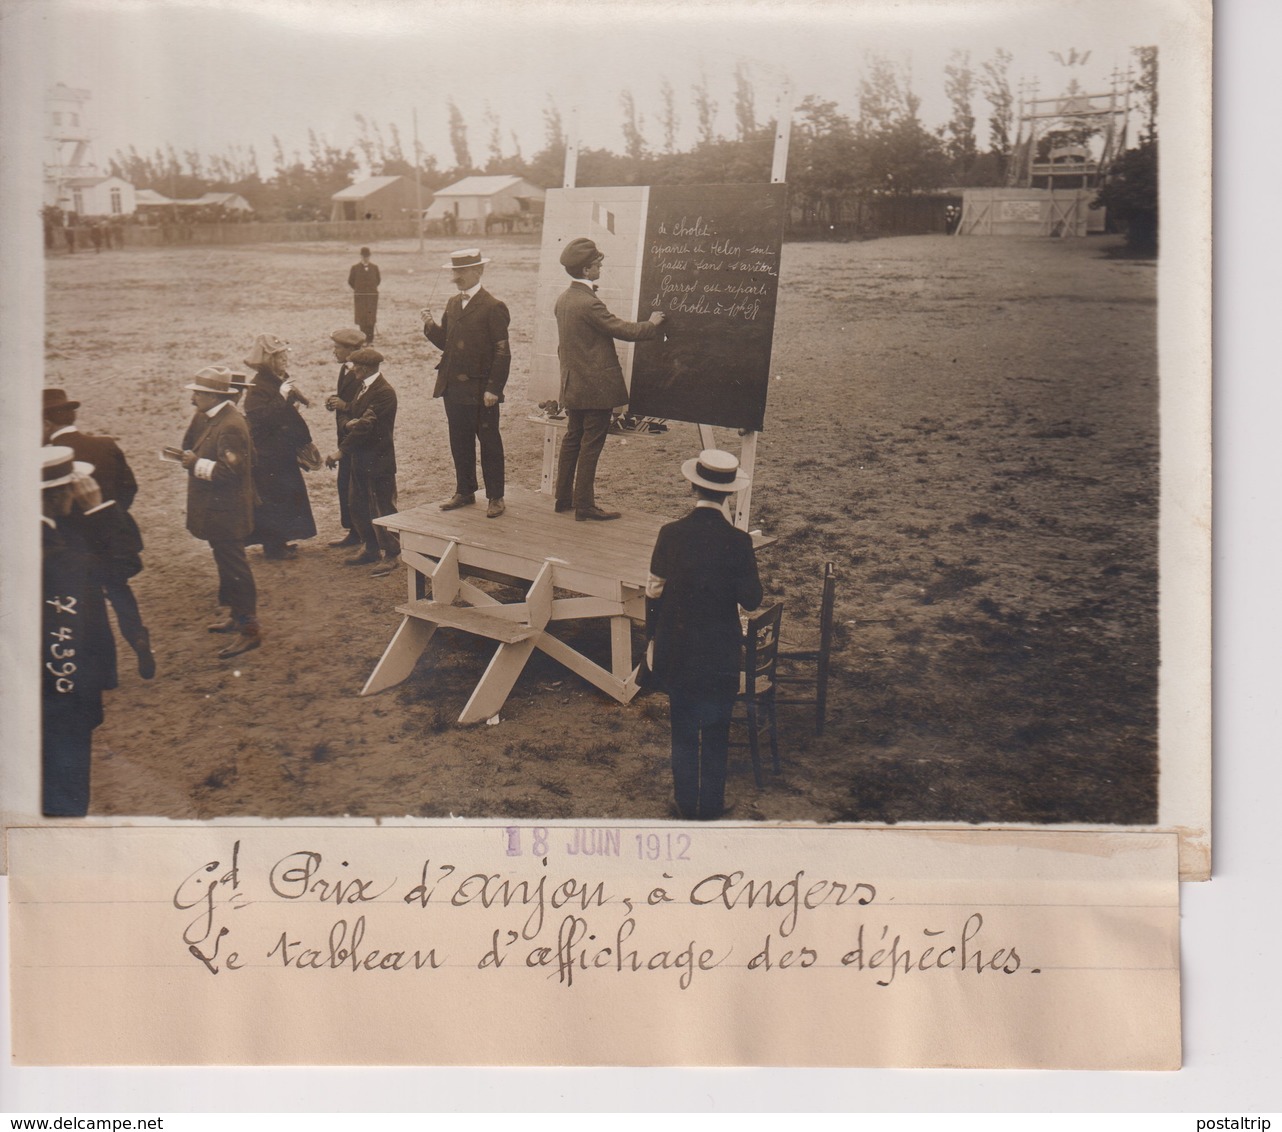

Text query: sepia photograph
(6, 0), (1207, 842)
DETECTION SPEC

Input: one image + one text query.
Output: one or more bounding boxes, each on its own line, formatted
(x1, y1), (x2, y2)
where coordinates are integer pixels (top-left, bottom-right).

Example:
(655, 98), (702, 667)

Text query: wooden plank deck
(378, 484), (666, 591)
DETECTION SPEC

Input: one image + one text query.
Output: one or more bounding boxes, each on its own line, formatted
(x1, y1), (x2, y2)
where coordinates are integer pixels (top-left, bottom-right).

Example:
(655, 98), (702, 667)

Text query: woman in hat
(241, 334), (317, 559)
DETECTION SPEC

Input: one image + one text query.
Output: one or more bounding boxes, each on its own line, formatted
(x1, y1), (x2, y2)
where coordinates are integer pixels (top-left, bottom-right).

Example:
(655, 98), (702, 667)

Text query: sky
(30, 0), (1183, 179)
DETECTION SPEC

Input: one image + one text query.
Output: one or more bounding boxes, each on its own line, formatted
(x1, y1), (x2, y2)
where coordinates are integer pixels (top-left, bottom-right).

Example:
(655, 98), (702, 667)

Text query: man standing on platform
(348, 246), (381, 344)
(647, 450), (761, 821)
(42, 388), (155, 679)
(421, 248), (511, 519)
(323, 327), (368, 548)
(178, 367), (261, 659)
(554, 237), (665, 521)
(336, 347), (401, 578)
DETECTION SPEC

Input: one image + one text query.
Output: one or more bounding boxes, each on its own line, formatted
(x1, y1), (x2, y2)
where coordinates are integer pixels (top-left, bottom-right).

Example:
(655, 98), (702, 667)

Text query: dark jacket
(340, 372), (398, 478)
(554, 281), (661, 410)
(424, 287), (512, 404)
(649, 506), (763, 699)
(51, 427), (144, 561)
(348, 261), (381, 324)
(242, 368), (316, 545)
(332, 362), (362, 445)
(182, 402), (255, 542)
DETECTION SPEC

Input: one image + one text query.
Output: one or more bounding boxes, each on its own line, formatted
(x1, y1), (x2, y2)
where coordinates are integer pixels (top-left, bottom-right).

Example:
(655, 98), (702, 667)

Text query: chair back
(744, 603), (784, 696)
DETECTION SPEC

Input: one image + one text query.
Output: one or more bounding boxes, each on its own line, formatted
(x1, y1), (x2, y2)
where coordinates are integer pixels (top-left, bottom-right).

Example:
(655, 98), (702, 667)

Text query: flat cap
(559, 237), (600, 271)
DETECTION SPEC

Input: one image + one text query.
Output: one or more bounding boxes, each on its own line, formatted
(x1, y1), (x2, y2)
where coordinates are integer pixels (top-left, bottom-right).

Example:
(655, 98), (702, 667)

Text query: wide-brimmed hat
(559, 237), (601, 271)
(41, 445), (94, 488)
(331, 328), (365, 348)
(442, 248), (490, 270)
(42, 388), (81, 413)
(243, 333), (290, 367)
(347, 347), (384, 368)
(185, 366), (249, 395)
(681, 449), (751, 492)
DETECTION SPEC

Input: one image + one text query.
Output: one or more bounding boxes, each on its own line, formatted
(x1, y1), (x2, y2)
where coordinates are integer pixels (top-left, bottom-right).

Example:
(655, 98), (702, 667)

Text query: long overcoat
(242, 369), (316, 545)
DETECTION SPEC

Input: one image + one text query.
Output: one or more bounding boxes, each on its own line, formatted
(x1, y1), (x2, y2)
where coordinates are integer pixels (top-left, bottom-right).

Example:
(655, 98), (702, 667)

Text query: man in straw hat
(323, 327), (369, 548)
(554, 236), (665, 521)
(348, 246), (381, 345)
(41, 445), (131, 815)
(334, 347), (401, 578)
(177, 366), (261, 658)
(421, 248), (511, 519)
(647, 450), (762, 820)
(43, 387), (154, 679)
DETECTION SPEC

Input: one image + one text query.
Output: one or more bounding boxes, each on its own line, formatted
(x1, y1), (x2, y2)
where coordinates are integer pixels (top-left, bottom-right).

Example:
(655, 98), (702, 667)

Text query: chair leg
(746, 699), (764, 788)
(767, 694), (780, 774)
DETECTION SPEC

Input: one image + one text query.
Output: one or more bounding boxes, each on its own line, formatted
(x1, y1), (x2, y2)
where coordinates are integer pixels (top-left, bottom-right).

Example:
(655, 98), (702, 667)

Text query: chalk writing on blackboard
(630, 184), (788, 432)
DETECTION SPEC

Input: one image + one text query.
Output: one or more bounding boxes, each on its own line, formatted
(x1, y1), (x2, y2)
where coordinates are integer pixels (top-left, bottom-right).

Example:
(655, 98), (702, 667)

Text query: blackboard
(628, 183), (787, 432)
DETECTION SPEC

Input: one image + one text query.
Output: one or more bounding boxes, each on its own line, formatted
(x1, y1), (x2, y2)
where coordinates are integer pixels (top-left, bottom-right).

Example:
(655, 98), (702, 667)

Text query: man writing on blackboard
(554, 237), (665, 521)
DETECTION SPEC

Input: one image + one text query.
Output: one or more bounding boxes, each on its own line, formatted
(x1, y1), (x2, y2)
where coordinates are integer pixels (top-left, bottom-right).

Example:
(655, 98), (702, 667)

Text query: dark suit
(42, 507), (122, 815)
(340, 372), (399, 557)
(554, 281), (660, 509)
(424, 286), (512, 499)
(649, 505), (762, 819)
(182, 402), (257, 621)
(331, 361), (362, 530)
(348, 261), (381, 343)
(242, 369), (317, 552)
(48, 426), (148, 651)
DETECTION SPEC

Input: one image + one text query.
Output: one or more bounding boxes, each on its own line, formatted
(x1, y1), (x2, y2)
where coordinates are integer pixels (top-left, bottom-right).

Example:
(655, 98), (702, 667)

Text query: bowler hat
(185, 366), (248, 395)
(41, 445), (94, 488)
(42, 388), (81, 413)
(331, 328), (366, 348)
(681, 449), (751, 493)
(347, 347), (384, 368)
(442, 248), (490, 269)
(359, 246), (372, 256)
(559, 237), (601, 271)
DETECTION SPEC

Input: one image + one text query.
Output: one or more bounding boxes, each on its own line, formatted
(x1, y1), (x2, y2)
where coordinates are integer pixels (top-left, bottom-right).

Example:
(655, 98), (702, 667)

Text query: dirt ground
(42, 231), (1157, 824)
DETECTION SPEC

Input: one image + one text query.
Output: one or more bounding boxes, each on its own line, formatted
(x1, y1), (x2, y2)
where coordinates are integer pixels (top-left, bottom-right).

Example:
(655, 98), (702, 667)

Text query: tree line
(104, 48), (1157, 234)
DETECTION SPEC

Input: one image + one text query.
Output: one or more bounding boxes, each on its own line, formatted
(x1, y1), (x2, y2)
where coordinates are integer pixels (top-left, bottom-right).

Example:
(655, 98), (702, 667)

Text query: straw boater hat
(559, 237), (601, 271)
(331, 328), (366, 348)
(185, 366), (249, 395)
(42, 388), (81, 413)
(41, 445), (93, 488)
(243, 333), (289, 368)
(682, 449), (751, 493)
(442, 248), (490, 269)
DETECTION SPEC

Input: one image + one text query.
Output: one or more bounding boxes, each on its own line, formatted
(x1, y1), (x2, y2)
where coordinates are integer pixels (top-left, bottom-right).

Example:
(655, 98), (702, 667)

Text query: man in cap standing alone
(554, 237), (665, 521)
(647, 450), (762, 820)
(348, 247), (381, 344)
(178, 367), (261, 658)
(421, 248), (511, 519)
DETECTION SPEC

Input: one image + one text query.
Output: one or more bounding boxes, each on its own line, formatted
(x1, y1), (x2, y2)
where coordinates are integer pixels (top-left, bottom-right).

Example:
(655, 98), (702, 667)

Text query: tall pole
(412, 107), (424, 253)
(563, 107), (579, 188)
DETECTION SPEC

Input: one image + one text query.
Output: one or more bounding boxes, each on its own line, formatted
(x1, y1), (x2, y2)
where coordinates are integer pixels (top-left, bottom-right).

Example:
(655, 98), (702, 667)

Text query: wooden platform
(365, 486), (662, 722)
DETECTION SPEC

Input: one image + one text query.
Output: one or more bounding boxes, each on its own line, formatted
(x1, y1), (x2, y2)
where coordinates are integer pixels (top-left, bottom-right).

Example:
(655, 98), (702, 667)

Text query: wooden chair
(774, 562), (837, 735)
(731, 602), (783, 788)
